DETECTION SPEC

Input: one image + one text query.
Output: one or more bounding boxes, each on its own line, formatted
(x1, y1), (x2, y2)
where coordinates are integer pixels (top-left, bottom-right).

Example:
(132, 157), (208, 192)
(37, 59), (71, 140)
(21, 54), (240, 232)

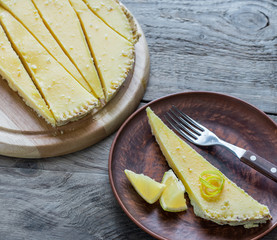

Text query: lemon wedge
(160, 170), (187, 212)
(124, 169), (165, 204)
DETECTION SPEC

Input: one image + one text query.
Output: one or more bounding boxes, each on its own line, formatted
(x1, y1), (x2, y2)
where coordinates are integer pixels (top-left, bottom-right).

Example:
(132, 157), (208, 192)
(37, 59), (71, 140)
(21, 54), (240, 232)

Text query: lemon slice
(160, 170), (187, 212)
(124, 169), (165, 204)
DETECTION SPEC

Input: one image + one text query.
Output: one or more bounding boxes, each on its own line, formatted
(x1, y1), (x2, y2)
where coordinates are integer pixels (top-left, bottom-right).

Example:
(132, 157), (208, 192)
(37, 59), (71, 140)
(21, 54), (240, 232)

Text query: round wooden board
(0, 19), (149, 158)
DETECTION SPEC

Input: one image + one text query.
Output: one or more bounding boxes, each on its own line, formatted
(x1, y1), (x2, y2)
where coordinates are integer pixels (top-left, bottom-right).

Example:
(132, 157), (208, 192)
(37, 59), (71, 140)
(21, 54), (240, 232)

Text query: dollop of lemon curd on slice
(124, 169), (165, 204)
(160, 169), (187, 212)
(146, 107), (271, 228)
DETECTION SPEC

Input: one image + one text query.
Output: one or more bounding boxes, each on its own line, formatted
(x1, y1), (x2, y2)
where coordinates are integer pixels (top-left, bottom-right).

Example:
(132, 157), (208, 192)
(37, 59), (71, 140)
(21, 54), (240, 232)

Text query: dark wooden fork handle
(241, 150), (277, 182)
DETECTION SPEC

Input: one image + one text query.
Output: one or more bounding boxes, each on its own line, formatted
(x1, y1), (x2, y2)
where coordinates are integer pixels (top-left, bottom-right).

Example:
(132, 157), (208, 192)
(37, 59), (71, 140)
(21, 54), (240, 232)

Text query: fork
(165, 106), (277, 182)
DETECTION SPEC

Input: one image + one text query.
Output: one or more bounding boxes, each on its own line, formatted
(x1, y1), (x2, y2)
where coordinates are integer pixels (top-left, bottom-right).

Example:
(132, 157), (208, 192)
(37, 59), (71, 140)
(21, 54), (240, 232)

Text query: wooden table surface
(0, 0), (276, 239)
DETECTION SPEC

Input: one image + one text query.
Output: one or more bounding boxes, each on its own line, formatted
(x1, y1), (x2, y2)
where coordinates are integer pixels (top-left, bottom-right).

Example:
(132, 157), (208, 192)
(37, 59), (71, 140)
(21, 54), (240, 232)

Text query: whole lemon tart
(0, 0), (139, 126)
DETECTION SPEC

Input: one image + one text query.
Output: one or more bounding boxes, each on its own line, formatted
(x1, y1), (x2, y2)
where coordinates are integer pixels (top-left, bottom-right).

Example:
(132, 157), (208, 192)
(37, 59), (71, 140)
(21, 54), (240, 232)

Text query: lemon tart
(0, 0), (92, 93)
(0, 24), (55, 126)
(70, 0), (134, 102)
(146, 107), (272, 228)
(0, 8), (99, 126)
(32, 0), (104, 101)
(83, 0), (138, 44)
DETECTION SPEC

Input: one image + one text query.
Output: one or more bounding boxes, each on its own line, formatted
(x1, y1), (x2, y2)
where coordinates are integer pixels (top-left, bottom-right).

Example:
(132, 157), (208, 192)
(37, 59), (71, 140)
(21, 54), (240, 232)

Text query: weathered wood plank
(123, 0), (277, 114)
(0, 165), (276, 240)
(0, 167), (154, 240)
(0, 134), (113, 173)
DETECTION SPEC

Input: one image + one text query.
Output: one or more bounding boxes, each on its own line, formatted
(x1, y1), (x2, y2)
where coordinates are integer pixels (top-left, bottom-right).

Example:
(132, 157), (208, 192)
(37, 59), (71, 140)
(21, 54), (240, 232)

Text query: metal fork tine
(165, 112), (198, 140)
(169, 108), (202, 135)
(172, 106), (205, 131)
(165, 114), (196, 143)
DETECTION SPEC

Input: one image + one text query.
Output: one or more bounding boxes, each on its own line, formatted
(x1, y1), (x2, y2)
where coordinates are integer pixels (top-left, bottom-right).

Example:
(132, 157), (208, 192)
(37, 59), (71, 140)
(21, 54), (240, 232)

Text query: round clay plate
(109, 91), (277, 240)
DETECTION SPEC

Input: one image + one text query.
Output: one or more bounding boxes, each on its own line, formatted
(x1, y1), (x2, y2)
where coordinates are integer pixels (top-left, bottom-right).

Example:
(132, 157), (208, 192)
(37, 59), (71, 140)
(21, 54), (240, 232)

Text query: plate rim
(108, 91), (277, 240)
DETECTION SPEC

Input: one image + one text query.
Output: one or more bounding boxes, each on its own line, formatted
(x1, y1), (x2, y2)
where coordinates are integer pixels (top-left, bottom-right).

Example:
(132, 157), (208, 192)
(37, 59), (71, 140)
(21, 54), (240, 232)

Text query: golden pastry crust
(55, 99), (100, 126)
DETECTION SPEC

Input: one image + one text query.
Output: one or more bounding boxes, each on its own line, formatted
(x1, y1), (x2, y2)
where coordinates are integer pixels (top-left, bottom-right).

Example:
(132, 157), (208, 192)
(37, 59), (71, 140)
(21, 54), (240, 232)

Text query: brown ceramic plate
(109, 91), (277, 240)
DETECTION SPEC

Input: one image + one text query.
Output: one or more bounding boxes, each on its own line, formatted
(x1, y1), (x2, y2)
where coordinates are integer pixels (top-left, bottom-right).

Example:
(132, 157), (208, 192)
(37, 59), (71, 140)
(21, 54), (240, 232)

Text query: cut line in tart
(83, 0), (139, 44)
(0, 7), (99, 126)
(0, 0), (92, 94)
(32, 0), (105, 101)
(0, 24), (55, 126)
(70, 0), (134, 102)
(146, 107), (272, 228)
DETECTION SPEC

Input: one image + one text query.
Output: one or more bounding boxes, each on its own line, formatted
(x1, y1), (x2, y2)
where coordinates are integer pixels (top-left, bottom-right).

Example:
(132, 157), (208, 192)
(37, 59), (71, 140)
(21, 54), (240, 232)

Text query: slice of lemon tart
(0, 0), (92, 94)
(146, 107), (272, 228)
(69, 0), (134, 102)
(32, 0), (104, 102)
(0, 24), (55, 126)
(83, 0), (138, 44)
(0, 8), (99, 126)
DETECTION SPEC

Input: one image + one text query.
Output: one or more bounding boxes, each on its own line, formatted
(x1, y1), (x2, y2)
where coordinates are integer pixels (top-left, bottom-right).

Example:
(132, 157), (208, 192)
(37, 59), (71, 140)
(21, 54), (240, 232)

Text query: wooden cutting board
(0, 19), (149, 158)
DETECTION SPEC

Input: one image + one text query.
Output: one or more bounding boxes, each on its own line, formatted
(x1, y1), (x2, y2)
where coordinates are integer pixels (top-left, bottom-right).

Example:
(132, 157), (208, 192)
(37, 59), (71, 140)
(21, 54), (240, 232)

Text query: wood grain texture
(0, 166), (153, 240)
(0, 0), (276, 239)
(124, 0), (277, 114)
(0, 18), (149, 158)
